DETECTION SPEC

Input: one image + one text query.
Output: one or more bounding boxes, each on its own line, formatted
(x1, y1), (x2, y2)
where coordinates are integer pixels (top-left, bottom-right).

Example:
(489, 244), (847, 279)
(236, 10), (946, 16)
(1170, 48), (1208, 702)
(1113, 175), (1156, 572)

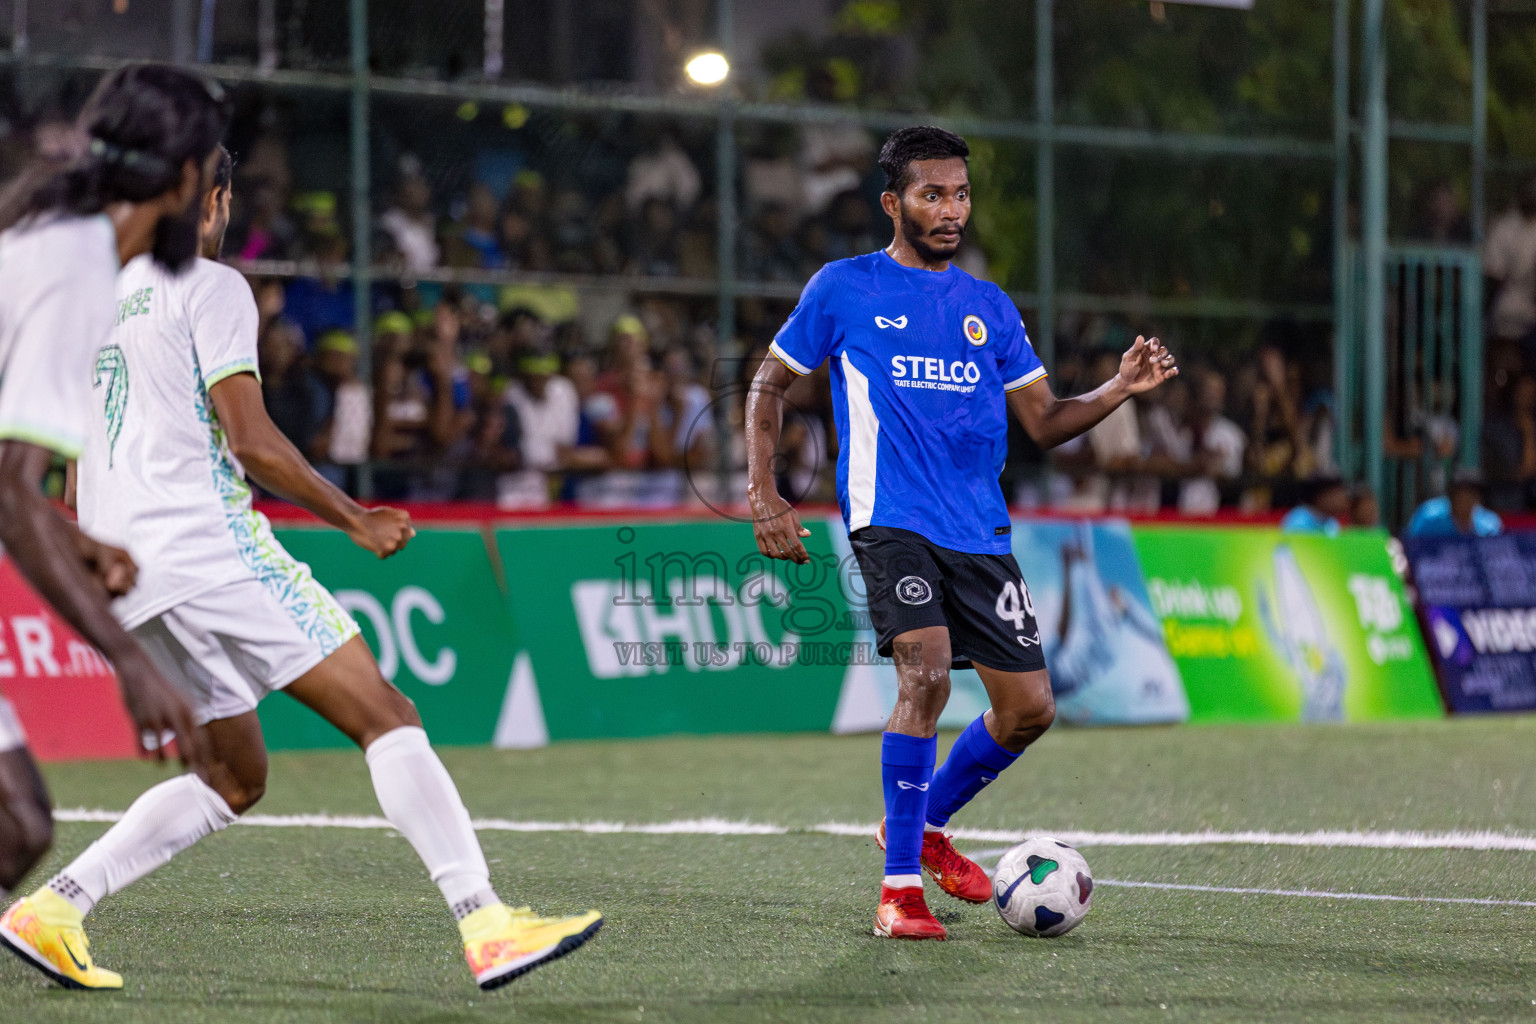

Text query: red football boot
(877, 819), (994, 904)
(873, 885), (947, 940)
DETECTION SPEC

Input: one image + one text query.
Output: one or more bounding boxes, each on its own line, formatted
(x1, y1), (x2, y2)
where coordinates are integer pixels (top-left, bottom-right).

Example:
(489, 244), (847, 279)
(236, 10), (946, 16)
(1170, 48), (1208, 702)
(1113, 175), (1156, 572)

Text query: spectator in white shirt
(1485, 177), (1536, 343)
(378, 165), (440, 274)
(1179, 369), (1247, 515)
(625, 132), (702, 215)
(497, 352), (579, 508)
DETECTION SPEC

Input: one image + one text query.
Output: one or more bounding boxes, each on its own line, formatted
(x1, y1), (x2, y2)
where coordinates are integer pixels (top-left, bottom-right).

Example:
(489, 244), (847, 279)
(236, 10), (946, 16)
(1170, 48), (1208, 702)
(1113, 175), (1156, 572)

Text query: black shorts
(849, 525), (1046, 674)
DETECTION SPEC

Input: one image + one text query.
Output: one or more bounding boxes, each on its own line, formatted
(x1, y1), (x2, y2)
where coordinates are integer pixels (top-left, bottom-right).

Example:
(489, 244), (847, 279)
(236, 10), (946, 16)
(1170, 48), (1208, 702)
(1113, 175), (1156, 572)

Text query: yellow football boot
(0, 890), (122, 990)
(461, 903), (602, 990)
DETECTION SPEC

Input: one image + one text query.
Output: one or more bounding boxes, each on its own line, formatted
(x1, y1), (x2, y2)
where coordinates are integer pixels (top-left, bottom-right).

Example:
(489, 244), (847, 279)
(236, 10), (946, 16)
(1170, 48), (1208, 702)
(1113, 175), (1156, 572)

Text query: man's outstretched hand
(750, 490), (812, 564)
(1117, 335), (1179, 395)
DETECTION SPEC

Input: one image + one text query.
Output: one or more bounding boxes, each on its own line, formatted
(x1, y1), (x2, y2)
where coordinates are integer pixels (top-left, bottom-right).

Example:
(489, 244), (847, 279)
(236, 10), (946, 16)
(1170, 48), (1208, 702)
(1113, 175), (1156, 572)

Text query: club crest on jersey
(896, 576), (933, 606)
(963, 314), (988, 346)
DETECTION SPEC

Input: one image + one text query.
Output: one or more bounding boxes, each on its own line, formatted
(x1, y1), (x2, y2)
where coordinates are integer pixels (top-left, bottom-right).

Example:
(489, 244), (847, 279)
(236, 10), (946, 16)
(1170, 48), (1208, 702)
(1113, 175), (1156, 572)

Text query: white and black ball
(992, 836), (1093, 937)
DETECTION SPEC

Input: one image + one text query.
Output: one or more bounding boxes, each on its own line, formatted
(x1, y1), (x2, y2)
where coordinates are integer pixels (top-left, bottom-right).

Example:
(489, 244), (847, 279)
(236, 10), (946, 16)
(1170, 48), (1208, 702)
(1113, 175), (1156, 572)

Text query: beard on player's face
(151, 195), (205, 272)
(899, 203), (966, 263)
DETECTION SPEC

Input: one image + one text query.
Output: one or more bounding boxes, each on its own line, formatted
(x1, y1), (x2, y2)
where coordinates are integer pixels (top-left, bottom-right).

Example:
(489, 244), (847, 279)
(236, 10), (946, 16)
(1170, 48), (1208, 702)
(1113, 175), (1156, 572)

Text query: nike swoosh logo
(61, 935), (89, 972)
(996, 873), (1028, 910)
(895, 781), (929, 791)
(875, 316), (908, 329)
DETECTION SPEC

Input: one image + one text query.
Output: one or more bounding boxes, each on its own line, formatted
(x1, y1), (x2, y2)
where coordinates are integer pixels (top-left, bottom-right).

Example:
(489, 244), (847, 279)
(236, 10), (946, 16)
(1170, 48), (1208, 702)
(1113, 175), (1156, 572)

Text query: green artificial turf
(7, 716), (1536, 1022)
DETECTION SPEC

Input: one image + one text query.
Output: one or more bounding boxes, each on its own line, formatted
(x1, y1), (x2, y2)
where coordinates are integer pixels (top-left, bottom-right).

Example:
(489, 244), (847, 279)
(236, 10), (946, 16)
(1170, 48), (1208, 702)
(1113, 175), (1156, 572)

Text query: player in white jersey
(0, 66), (229, 976)
(2, 150), (601, 993)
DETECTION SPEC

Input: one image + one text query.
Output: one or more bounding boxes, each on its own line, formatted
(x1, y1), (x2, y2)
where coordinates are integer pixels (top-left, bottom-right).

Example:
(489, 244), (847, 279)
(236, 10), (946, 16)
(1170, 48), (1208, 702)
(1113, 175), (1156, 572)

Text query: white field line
(54, 810), (1536, 908)
(953, 846), (1536, 909)
(52, 809), (1536, 852)
(1094, 879), (1536, 909)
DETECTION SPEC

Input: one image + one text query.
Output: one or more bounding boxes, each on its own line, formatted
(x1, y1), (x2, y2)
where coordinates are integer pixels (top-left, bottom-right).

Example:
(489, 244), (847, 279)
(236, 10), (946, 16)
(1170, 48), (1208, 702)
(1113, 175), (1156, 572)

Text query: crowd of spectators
(224, 105), (923, 290)
(217, 101), (1536, 521)
(249, 281), (741, 508)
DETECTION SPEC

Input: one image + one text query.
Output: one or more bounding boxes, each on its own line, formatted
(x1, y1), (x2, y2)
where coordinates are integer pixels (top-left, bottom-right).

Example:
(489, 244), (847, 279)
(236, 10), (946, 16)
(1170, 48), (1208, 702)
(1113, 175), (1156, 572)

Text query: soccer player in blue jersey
(745, 126), (1178, 940)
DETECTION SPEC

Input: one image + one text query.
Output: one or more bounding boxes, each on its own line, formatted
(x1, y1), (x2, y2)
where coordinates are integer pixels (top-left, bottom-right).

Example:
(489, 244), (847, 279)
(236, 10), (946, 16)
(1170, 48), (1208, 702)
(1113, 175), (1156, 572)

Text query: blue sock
(881, 732), (937, 880)
(925, 715), (1022, 829)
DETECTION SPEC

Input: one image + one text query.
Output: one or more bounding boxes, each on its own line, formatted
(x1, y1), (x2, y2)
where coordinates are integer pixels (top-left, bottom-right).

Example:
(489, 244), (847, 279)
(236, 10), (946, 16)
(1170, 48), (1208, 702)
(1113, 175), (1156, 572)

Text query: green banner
(259, 527), (517, 749)
(494, 520), (858, 740)
(1131, 527), (1442, 722)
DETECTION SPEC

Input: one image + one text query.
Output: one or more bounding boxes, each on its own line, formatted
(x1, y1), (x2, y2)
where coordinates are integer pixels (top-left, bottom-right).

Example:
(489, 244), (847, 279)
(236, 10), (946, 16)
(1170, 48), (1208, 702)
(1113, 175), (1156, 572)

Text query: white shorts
(131, 571), (361, 727)
(0, 695), (25, 752)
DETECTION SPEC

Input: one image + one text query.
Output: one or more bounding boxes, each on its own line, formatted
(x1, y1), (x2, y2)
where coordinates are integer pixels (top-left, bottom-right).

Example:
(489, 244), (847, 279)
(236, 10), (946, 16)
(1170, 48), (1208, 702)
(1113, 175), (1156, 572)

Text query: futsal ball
(992, 836), (1093, 937)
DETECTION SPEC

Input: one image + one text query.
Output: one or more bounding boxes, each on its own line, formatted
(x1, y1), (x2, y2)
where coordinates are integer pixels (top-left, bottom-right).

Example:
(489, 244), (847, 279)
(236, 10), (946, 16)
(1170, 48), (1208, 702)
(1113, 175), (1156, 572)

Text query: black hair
(212, 144), (233, 196)
(878, 126), (970, 195)
(1449, 467), (1486, 495)
(500, 306), (543, 329)
(1301, 474), (1348, 506)
(0, 63), (232, 234)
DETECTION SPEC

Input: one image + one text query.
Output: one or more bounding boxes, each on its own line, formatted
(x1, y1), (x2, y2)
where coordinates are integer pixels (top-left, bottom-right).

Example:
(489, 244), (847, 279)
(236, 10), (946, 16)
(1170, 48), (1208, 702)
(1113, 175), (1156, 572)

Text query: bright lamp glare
(685, 52), (729, 86)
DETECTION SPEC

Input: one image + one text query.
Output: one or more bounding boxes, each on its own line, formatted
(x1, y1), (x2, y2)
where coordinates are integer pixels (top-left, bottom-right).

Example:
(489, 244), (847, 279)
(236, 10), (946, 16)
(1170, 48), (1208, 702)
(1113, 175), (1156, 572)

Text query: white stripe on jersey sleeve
(1004, 366), (1049, 392)
(840, 351), (880, 532)
(769, 340), (814, 376)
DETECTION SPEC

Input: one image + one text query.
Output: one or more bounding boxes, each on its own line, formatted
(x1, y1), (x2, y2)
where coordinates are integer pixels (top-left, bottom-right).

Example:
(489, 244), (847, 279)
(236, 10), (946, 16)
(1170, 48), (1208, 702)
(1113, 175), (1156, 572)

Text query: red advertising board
(0, 556), (138, 761)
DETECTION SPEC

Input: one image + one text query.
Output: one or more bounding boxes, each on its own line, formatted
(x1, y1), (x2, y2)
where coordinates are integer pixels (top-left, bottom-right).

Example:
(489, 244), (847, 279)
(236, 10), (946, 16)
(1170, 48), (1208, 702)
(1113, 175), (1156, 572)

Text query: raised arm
(208, 372), (414, 559)
(1008, 335), (1177, 450)
(745, 356), (812, 564)
(0, 441), (203, 765)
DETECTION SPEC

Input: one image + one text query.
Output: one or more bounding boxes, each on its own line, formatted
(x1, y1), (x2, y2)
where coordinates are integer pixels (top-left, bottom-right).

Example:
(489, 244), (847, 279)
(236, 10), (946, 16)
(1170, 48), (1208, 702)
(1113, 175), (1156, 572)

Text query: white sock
(365, 726), (496, 918)
(49, 774), (237, 915)
(883, 873), (923, 889)
(924, 822), (944, 833)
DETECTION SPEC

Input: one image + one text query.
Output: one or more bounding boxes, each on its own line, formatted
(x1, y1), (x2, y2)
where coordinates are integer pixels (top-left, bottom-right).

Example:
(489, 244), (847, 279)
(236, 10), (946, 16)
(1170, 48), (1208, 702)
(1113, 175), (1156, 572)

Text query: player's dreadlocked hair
(878, 126), (969, 195)
(0, 64), (232, 235)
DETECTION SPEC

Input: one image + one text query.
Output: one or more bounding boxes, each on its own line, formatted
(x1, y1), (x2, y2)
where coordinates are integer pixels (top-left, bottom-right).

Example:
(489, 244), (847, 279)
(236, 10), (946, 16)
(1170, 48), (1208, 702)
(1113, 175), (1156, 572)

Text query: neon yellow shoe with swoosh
(0, 890), (122, 990)
(461, 903), (603, 990)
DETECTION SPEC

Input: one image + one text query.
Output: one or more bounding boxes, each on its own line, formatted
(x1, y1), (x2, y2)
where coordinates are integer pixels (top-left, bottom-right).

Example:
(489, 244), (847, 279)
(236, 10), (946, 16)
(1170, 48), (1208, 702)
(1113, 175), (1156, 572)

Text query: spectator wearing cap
(283, 229), (356, 348)
(311, 329), (372, 492)
(498, 352), (580, 508)
(371, 304), (470, 498)
(1280, 476), (1351, 536)
(1405, 470), (1504, 539)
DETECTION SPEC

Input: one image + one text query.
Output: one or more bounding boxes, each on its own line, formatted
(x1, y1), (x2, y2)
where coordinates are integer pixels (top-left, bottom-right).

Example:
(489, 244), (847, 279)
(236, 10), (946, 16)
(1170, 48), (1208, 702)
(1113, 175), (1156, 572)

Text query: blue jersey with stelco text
(770, 250), (1047, 555)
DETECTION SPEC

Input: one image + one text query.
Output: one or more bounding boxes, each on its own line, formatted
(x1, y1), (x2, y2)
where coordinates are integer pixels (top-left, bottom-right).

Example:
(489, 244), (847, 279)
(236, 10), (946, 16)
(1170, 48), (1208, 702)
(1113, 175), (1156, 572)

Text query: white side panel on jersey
(840, 352), (880, 532)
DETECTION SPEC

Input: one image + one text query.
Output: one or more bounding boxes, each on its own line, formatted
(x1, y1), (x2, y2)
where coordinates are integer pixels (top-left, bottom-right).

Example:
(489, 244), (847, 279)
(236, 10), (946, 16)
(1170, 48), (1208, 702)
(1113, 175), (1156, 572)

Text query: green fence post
(350, 0), (374, 500)
(1332, 0), (1352, 478)
(714, 0), (737, 500)
(1471, 0), (1487, 247)
(1362, 0), (1387, 507)
(1461, 255), (1483, 469)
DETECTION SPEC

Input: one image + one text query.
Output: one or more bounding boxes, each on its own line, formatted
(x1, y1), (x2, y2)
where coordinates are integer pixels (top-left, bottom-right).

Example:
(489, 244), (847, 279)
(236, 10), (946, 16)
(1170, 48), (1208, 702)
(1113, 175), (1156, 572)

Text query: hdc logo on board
(571, 573), (800, 678)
